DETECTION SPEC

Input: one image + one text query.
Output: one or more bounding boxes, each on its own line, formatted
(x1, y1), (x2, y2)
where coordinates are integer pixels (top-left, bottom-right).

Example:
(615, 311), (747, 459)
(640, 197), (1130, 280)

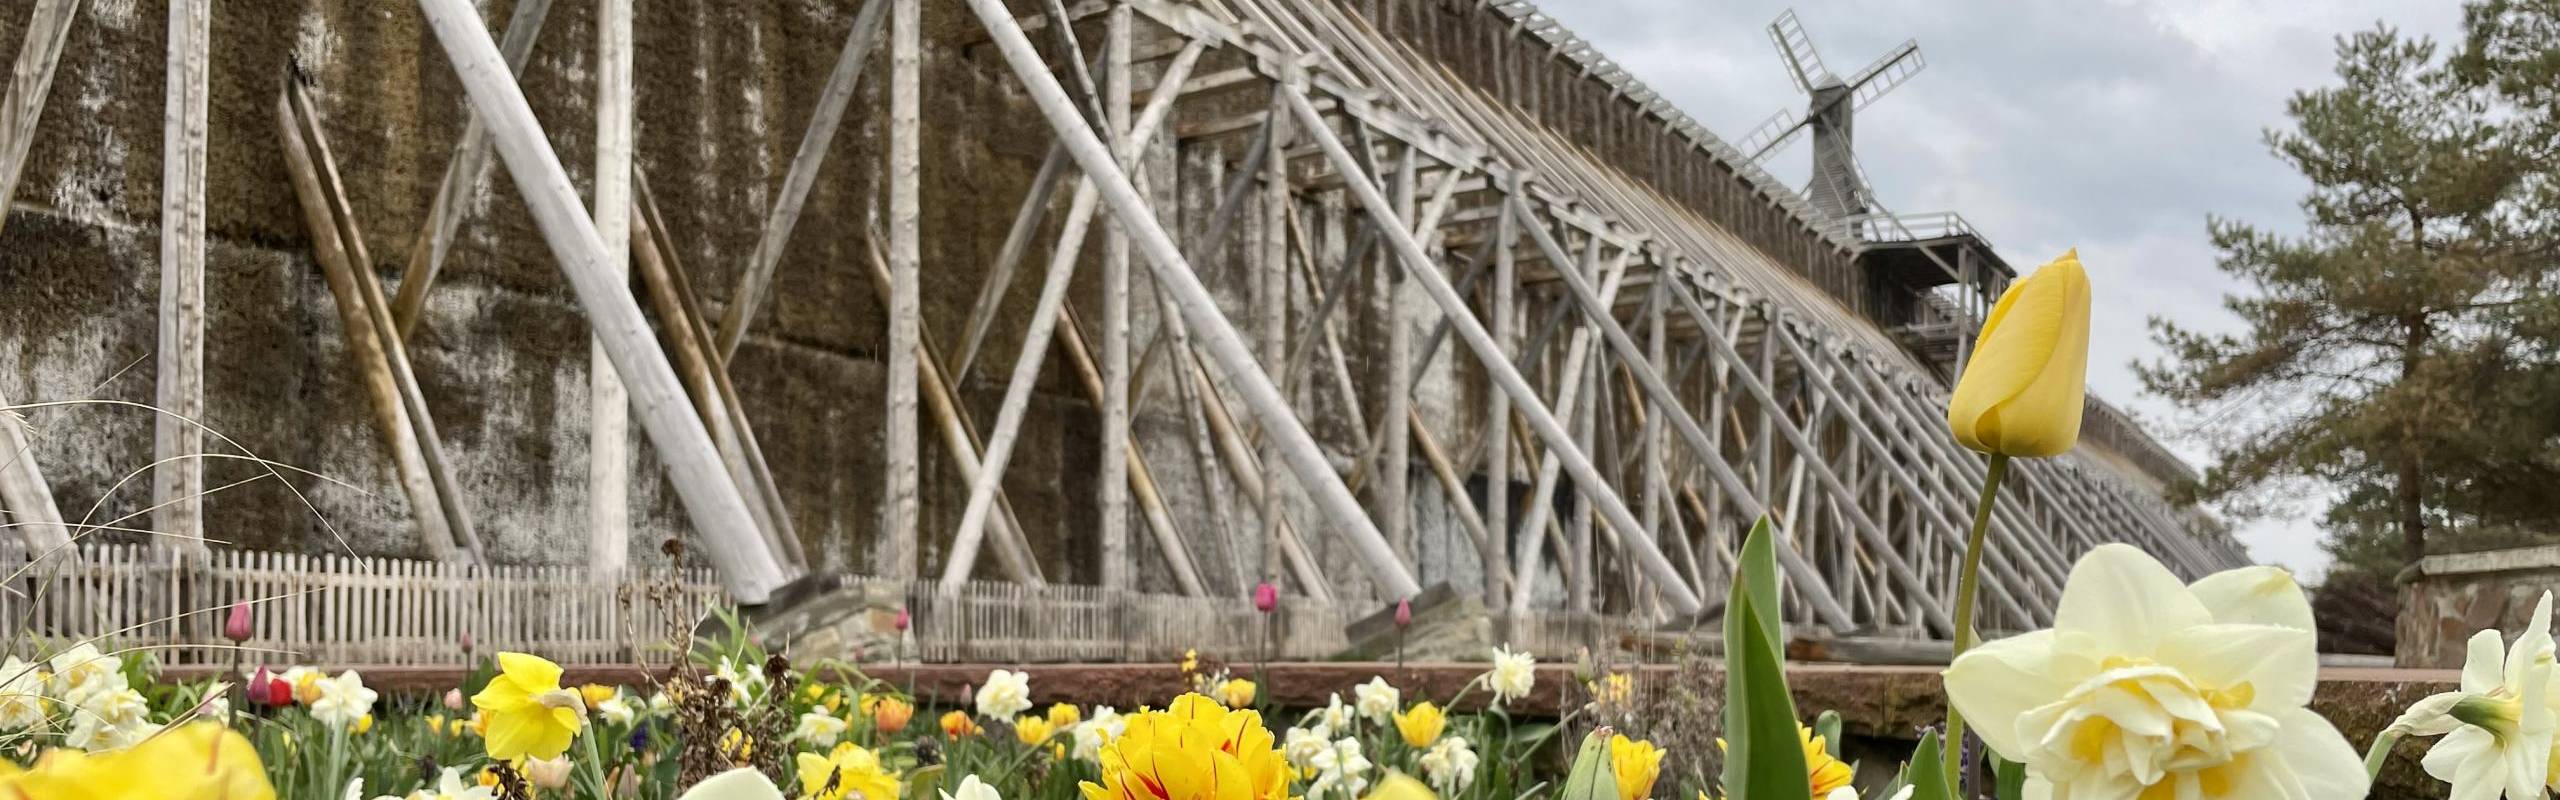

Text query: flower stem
(1943, 453), (2009, 784)
(2362, 730), (2402, 783)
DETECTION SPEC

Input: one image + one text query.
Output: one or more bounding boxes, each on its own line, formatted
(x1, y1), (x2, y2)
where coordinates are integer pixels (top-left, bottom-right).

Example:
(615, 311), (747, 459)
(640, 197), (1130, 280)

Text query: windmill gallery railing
(0, 0), (2247, 663)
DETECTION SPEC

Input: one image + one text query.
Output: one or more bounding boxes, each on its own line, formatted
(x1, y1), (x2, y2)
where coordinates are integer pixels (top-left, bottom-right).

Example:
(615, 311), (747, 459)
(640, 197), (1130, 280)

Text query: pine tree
(2138, 24), (2546, 568)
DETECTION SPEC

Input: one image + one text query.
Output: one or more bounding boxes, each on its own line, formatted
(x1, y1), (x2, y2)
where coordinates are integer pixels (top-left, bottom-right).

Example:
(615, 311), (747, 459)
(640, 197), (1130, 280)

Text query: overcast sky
(1537, 0), (2466, 580)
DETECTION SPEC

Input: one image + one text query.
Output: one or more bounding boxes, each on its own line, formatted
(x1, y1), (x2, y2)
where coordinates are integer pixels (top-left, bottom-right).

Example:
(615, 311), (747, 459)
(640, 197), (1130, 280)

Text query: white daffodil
(1943, 545), (2366, 800)
(713, 657), (765, 706)
(597, 691), (638, 726)
(47, 643), (121, 704)
(1823, 788), (1913, 800)
(1071, 706), (1125, 763)
(0, 656), (49, 730)
(1284, 724), (1331, 771)
(409, 767), (500, 800)
(940, 774), (1002, 800)
(2384, 592), (2558, 800)
(675, 768), (784, 800)
(1353, 676), (1400, 725)
(1306, 735), (1374, 799)
(310, 670), (379, 731)
(1312, 692), (1355, 737)
(793, 709), (849, 747)
(63, 684), (150, 750)
(1419, 735), (1480, 794)
(1486, 647), (1535, 706)
(976, 669), (1032, 720)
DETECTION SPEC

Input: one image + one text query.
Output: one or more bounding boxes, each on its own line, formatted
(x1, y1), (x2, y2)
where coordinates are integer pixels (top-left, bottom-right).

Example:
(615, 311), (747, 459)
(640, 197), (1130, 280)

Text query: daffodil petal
(1944, 629), (2066, 760)
(2460, 628), (2508, 695)
(2053, 544), (2212, 655)
(2187, 566), (2315, 633)
(2155, 623), (2316, 711)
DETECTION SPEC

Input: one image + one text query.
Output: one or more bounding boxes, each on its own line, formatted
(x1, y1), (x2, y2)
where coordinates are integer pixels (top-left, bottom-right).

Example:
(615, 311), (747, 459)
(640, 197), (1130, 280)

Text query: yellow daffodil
(941, 709), (982, 738)
(1180, 649), (1199, 674)
(872, 696), (915, 734)
(1363, 773), (1437, 800)
(583, 684), (619, 710)
(1798, 727), (1851, 797)
(794, 742), (900, 800)
(1945, 249), (2090, 457)
(1588, 673), (1633, 706)
(1048, 702), (1083, 729)
(1608, 735), (1663, 800)
(354, 713), (374, 735)
(1079, 693), (1293, 800)
(1394, 702), (1446, 748)
(1217, 678), (1258, 709)
(0, 722), (273, 800)
(1943, 545), (2365, 799)
(1017, 714), (1058, 745)
(471, 651), (587, 761)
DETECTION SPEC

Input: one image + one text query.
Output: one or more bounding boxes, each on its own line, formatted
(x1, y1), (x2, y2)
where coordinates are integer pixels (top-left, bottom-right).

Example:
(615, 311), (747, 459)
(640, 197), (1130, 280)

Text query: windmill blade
(1847, 40), (1925, 111)
(1766, 9), (1834, 92)
(1739, 107), (1810, 162)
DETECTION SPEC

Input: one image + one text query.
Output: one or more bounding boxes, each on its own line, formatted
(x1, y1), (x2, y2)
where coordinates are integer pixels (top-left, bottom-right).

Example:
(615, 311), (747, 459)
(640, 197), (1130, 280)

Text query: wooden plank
(0, 0), (80, 239)
(152, 0), (211, 553)
(389, 0), (557, 335)
(1098, 2), (1132, 592)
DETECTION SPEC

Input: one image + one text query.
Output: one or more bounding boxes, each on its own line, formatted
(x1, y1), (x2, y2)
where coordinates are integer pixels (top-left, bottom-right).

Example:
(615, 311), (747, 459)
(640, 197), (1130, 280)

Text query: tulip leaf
(1902, 731), (1954, 800)
(1559, 728), (1620, 800)
(1721, 517), (1810, 800)
(1814, 710), (1843, 758)
(904, 764), (946, 800)
(1992, 751), (2027, 800)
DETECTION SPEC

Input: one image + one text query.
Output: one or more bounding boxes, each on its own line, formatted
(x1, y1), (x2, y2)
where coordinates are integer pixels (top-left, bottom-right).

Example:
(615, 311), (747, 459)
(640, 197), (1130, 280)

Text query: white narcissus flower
(310, 670), (380, 731)
(1313, 692), (1355, 737)
(65, 685), (151, 750)
(47, 643), (121, 704)
(1353, 676), (1399, 724)
(792, 710), (849, 747)
(675, 768), (784, 800)
(1306, 736), (1373, 799)
(1284, 724), (1330, 770)
(1485, 647), (1535, 706)
(1942, 545), (2366, 800)
(597, 691), (637, 726)
(409, 767), (500, 800)
(976, 669), (1032, 720)
(0, 656), (48, 730)
(2389, 591), (2556, 800)
(940, 774), (1002, 800)
(1823, 788), (1913, 800)
(1419, 735), (1479, 793)
(1071, 706), (1125, 763)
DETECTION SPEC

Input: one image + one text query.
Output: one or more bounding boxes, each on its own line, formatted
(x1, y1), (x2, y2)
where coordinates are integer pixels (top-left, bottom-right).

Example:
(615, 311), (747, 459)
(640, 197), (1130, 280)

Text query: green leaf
(1721, 517), (1809, 800)
(1902, 731), (1954, 800)
(906, 763), (948, 800)
(1559, 729), (1621, 800)
(1992, 751), (2027, 800)
(1814, 710), (1843, 758)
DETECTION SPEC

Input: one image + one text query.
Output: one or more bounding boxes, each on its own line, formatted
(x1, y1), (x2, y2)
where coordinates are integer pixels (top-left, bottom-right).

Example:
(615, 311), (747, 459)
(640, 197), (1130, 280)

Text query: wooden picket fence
(0, 541), (723, 666)
(2, 542), (1669, 668)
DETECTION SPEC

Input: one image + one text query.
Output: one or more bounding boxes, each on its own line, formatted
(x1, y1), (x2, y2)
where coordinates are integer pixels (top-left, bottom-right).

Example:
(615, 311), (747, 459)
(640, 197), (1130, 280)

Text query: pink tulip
(222, 602), (253, 643)
(894, 607), (911, 632)
(1253, 582), (1278, 613)
(1394, 597), (1412, 628)
(443, 688), (466, 711)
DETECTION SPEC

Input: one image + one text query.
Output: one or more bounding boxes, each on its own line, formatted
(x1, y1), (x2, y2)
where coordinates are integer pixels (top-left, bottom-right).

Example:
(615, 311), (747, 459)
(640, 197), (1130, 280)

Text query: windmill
(1734, 10), (1926, 232)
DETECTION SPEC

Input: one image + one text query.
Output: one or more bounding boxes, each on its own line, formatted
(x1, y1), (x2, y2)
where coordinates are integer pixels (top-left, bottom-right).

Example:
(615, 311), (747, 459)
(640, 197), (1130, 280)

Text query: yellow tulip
(1217, 678), (1257, 709)
(1607, 735), (1662, 800)
(1078, 693), (1293, 800)
(1946, 249), (2090, 458)
(1016, 714), (1057, 745)
(794, 742), (901, 800)
(1047, 702), (1083, 729)
(1364, 773), (1438, 800)
(0, 722), (274, 800)
(1394, 702), (1446, 748)
(471, 651), (587, 761)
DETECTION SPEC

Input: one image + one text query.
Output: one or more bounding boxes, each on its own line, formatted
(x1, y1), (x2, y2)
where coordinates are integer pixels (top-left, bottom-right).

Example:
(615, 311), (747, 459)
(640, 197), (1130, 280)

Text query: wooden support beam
(1098, 2), (1133, 591)
(712, 0), (890, 358)
(1380, 146), (1414, 566)
(882, 0), (922, 581)
(588, 0), (634, 579)
(961, 0), (1420, 598)
(416, 0), (792, 601)
(153, 0), (211, 554)
(0, 0), (82, 551)
(277, 83), (476, 563)
(389, 0), (555, 336)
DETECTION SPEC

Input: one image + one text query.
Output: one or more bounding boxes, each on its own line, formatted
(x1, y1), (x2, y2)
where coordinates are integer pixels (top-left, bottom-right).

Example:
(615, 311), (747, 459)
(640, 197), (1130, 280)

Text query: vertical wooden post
(1097, 2), (1132, 591)
(1255, 90), (1289, 589)
(588, 0), (633, 580)
(881, 0), (922, 580)
(1483, 201), (1513, 612)
(1381, 147), (1413, 569)
(153, 0), (211, 554)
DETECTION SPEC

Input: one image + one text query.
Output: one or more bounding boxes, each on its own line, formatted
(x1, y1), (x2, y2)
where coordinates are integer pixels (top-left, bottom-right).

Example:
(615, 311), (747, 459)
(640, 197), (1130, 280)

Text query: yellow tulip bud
(1947, 249), (2090, 458)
